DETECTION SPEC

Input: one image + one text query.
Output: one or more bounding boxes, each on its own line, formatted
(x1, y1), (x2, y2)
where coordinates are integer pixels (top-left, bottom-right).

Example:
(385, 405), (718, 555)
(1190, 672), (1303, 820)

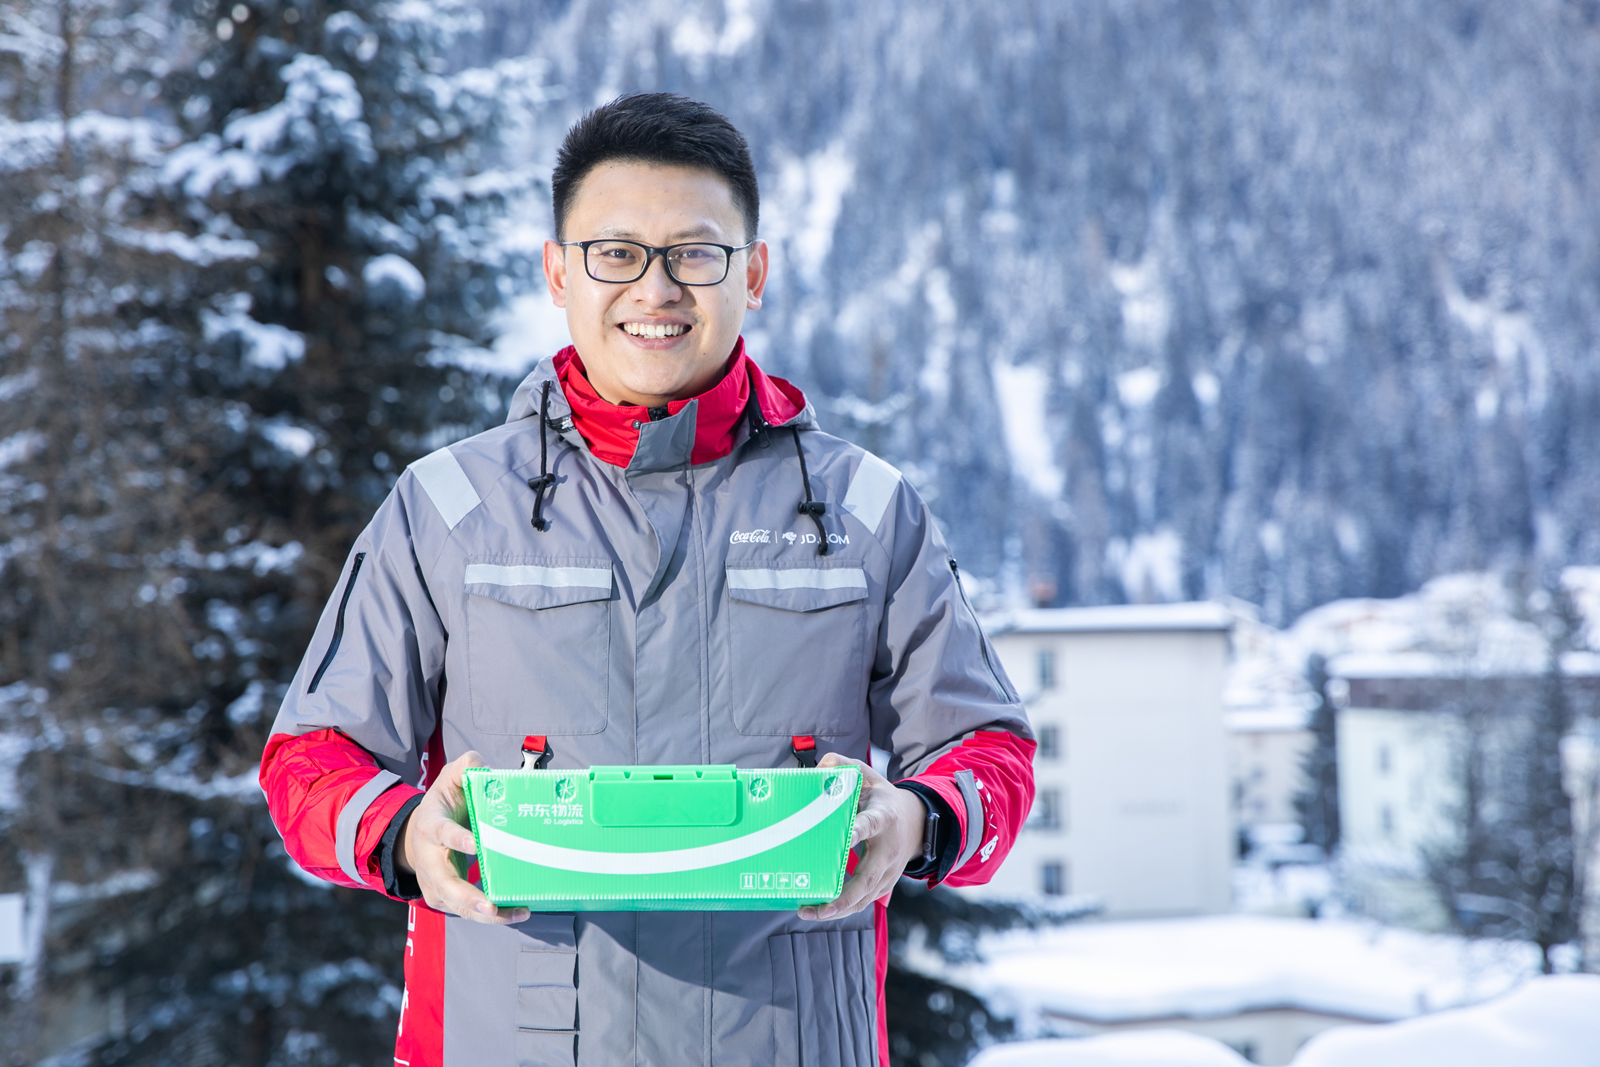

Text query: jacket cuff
(379, 793), (426, 901)
(900, 772), (984, 880)
(893, 781), (957, 884)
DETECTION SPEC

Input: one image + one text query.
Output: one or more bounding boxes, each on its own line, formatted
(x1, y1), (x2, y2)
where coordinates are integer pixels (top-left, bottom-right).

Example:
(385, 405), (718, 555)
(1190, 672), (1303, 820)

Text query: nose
(630, 250), (683, 304)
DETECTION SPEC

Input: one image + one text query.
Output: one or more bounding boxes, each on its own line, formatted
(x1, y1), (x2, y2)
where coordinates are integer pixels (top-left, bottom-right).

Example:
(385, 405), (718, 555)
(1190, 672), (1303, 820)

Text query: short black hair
(551, 93), (759, 242)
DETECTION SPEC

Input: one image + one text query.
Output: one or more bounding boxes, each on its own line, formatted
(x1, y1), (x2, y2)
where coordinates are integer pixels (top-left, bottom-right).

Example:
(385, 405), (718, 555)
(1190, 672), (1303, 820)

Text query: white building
(1227, 706), (1314, 834)
(1331, 655), (1600, 931)
(973, 603), (1234, 917)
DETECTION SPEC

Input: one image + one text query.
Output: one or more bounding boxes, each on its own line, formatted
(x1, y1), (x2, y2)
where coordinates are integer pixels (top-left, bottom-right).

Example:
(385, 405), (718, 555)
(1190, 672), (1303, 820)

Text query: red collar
(553, 338), (806, 468)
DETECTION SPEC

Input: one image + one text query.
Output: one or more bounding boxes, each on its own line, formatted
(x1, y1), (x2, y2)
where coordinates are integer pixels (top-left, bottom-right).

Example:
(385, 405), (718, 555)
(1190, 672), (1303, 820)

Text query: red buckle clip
(521, 735), (553, 770)
(791, 735), (818, 768)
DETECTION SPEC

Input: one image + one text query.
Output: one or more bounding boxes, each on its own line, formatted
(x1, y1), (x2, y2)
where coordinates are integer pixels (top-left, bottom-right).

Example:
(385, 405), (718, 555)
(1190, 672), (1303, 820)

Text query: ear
(745, 240), (769, 311)
(543, 239), (570, 308)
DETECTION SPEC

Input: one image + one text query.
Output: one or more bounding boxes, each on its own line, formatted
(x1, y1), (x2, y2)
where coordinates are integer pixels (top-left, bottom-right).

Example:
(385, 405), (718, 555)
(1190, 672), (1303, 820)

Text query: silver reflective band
(951, 769), (985, 872)
(842, 452), (901, 535)
(335, 769), (401, 885)
(726, 568), (868, 592)
(409, 447), (481, 530)
(464, 563), (612, 589)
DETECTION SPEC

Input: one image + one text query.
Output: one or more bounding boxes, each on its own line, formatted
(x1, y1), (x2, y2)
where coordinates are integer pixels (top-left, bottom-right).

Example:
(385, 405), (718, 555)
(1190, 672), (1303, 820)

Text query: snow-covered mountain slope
(478, 0), (1600, 623)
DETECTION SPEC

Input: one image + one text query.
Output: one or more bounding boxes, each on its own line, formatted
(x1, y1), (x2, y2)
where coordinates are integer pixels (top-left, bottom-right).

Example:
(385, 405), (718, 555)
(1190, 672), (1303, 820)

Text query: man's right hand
(396, 750), (530, 925)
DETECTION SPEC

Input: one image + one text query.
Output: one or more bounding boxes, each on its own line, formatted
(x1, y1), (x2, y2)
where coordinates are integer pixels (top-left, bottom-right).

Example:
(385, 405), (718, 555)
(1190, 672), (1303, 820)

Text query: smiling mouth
(622, 322), (690, 339)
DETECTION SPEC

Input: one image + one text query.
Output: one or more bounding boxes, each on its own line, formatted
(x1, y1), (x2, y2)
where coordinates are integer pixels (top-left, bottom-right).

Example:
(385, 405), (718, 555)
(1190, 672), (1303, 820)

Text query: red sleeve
(903, 729), (1035, 887)
(261, 728), (422, 897)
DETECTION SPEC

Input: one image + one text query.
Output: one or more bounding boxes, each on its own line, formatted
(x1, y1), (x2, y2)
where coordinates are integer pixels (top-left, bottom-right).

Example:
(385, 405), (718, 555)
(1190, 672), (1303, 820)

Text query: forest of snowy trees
(3, 0), (1600, 1064)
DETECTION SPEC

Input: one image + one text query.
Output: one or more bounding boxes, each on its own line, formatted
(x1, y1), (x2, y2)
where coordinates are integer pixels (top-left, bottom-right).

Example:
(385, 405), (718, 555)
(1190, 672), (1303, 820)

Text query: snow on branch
(200, 294), (305, 372)
(87, 761), (264, 803)
(104, 224), (259, 266)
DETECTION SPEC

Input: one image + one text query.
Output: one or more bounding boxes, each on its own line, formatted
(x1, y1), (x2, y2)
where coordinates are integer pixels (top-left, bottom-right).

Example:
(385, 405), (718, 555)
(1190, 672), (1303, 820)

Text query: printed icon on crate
(738, 871), (811, 891)
(823, 775), (844, 797)
(484, 778), (506, 802)
(748, 777), (771, 802)
(554, 777), (578, 802)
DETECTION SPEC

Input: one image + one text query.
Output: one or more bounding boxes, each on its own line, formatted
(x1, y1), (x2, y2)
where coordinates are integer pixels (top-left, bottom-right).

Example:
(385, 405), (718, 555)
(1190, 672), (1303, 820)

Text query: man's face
(543, 161), (768, 407)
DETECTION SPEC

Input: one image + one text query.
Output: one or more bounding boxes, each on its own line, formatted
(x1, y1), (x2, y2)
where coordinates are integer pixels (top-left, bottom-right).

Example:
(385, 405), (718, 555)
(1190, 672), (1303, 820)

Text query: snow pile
(947, 916), (1540, 1030)
(968, 976), (1600, 1067)
(1295, 974), (1600, 1067)
(972, 1030), (1249, 1067)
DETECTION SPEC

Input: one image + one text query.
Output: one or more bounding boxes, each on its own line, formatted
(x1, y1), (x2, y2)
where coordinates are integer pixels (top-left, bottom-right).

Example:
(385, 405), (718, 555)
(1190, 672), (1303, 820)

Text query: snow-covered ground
(968, 974), (1600, 1067)
(950, 915), (1543, 1031)
(930, 914), (1586, 1065)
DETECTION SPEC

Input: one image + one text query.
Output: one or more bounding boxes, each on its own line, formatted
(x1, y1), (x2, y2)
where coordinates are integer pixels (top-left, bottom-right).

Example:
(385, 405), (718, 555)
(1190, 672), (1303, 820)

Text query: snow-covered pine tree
(0, 0), (539, 1060)
(1426, 579), (1581, 974)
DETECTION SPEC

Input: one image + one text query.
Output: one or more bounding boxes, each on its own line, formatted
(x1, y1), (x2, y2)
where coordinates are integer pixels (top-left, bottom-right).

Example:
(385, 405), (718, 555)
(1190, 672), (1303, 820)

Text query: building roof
(1330, 649), (1600, 680)
(985, 602), (1235, 636)
(1224, 706), (1314, 733)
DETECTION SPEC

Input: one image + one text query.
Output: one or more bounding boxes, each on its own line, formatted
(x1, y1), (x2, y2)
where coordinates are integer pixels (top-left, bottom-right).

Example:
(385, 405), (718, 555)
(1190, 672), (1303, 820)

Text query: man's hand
(396, 750), (530, 925)
(798, 752), (926, 922)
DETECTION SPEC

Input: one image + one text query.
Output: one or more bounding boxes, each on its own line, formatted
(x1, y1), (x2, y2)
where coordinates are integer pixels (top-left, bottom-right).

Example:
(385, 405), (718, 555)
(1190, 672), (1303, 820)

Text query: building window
(1377, 744), (1391, 775)
(1041, 860), (1068, 896)
(1037, 724), (1061, 761)
(1028, 788), (1064, 832)
(1037, 647), (1057, 691)
(1380, 804), (1394, 838)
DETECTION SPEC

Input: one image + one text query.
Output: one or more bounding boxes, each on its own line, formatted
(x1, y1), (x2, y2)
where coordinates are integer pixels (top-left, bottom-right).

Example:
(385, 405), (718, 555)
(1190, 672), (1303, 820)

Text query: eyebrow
(590, 224), (726, 242)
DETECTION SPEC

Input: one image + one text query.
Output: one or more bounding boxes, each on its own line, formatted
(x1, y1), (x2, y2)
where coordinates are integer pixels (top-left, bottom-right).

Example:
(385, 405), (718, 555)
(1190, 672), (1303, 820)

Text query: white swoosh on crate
(476, 771), (857, 875)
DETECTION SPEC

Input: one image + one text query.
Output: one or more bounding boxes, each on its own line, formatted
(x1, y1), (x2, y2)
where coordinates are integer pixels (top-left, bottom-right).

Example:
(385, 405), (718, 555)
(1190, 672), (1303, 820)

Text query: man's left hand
(798, 752), (926, 921)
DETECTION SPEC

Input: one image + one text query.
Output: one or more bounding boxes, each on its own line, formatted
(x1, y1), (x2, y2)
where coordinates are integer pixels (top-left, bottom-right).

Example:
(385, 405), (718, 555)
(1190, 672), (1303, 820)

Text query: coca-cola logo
(729, 529), (772, 544)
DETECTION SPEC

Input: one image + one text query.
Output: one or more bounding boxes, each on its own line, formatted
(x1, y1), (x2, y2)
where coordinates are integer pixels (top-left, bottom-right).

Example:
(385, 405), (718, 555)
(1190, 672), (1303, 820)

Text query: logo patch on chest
(729, 529), (773, 544)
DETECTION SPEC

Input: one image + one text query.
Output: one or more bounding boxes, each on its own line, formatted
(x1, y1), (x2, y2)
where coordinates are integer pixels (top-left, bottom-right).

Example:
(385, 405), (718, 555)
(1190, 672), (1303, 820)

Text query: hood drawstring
(528, 380), (556, 531)
(743, 367), (825, 556)
(793, 427), (828, 556)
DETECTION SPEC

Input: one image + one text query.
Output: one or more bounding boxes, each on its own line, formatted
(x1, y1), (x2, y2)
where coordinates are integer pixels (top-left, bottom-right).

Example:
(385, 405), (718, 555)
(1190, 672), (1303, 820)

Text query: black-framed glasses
(560, 239), (754, 286)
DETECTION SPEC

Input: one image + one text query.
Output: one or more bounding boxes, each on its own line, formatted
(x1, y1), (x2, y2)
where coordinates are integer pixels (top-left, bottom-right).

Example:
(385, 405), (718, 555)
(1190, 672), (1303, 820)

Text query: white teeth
(623, 322), (688, 339)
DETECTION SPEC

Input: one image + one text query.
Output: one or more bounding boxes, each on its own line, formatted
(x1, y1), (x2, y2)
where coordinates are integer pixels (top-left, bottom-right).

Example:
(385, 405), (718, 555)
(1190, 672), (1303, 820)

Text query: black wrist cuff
(379, 793), (426, 901)
(894, 781), (956, 884)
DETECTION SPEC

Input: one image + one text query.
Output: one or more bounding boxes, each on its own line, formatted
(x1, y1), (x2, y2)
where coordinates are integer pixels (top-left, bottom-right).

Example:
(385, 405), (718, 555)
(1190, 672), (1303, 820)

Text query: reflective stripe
(477, 770), (859, 875)
(841, 452), (901, 535)
(336, 769), (401, 886)
(950, 769), (985, 872)
(726, 568), (868, 592)
(463, 563), (612, 589)
(409, 447), (481, 530)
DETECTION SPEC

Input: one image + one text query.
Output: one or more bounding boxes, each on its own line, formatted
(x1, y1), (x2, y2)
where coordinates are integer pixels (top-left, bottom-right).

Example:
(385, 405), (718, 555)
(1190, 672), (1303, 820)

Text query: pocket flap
(465, 560), (613, 611)
(725, 562), (868, 612)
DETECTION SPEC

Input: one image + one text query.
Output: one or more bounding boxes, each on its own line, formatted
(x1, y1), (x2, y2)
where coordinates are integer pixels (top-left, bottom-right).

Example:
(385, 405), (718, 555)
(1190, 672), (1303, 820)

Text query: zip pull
(521, 735), (553, 770)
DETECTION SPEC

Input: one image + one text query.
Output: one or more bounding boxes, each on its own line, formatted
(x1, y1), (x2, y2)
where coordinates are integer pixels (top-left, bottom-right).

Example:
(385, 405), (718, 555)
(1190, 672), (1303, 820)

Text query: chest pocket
(725, 560), (870, 737)
(463, 559), (613, 736)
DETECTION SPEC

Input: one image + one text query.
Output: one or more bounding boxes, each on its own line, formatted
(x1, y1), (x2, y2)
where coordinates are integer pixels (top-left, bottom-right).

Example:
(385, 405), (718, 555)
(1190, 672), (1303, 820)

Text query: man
(261, 93), (1034, 1067)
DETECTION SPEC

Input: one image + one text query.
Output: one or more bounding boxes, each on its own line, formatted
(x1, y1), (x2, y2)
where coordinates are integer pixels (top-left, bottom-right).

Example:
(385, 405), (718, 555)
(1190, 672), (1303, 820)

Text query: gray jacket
(266, 354), (1031, 1067)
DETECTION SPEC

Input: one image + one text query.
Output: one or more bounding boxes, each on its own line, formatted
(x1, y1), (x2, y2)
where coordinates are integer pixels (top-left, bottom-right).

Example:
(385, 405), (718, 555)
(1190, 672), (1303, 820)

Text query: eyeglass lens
(584, 241), (731, 285)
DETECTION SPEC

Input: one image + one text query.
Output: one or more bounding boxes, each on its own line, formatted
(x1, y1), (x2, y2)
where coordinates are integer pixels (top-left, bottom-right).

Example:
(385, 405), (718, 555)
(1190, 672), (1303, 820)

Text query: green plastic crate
(462, 765), (862, 911)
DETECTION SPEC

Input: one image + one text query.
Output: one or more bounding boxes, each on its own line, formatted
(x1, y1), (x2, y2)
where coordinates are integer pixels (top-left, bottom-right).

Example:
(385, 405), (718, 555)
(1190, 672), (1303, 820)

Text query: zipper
(950, 558), (1013, 702)
(308, 552), (366, 694)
